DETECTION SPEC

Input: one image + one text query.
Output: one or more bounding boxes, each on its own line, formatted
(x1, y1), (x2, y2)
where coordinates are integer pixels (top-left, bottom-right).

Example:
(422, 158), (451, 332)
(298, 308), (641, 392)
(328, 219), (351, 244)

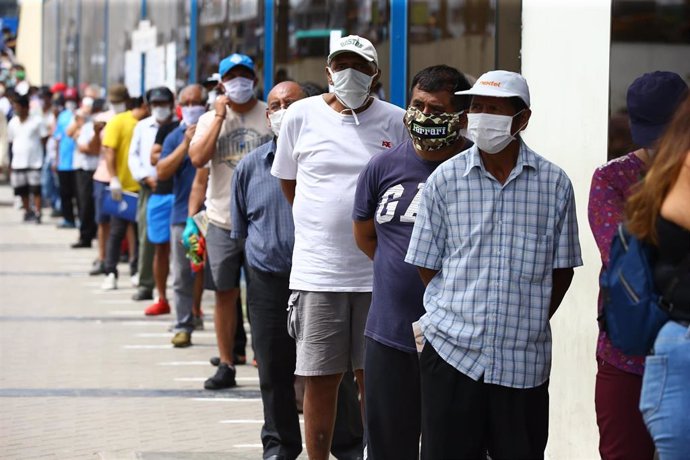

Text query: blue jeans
(640, 320), (690, 459)
(41, 159), (60, 210)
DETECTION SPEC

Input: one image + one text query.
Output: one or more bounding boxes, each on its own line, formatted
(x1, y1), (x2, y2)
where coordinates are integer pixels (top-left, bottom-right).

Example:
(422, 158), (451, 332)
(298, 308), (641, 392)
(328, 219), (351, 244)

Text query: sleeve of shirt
(352, 158), (379, 221)
(230, 157), (249, 239)
(405, 173), (447, 270)
(127, 123), (145, 181)
(101, 116), (119, 150)
(553, 177), (583, 269)
(160, 128), (179, 160)
(587, 164), (624, 267)
(271, 110), (298, 180)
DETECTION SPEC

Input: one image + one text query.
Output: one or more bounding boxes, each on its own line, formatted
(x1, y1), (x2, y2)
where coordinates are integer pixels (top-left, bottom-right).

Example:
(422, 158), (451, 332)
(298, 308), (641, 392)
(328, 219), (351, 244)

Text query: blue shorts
(146, 193), (174, 244)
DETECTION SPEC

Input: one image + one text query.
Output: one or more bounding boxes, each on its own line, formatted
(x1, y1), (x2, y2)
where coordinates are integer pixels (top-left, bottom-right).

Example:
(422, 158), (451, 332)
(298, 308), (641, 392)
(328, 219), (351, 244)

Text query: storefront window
(274, 0), (390, 98)
(409, 1), (485, 84)
(609, 0), (690, 160)
(197, 0), (264, 90)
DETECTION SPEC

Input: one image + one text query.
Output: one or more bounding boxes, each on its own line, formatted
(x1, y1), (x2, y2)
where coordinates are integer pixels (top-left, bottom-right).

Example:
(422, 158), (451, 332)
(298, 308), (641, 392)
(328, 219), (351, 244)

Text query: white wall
(521, 1), (611, 458)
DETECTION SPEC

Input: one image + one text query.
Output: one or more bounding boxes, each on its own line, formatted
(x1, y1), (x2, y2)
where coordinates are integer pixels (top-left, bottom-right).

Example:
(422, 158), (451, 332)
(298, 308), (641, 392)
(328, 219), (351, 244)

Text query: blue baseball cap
(218, 53), (254, 78)
(627, 71), (688, 148)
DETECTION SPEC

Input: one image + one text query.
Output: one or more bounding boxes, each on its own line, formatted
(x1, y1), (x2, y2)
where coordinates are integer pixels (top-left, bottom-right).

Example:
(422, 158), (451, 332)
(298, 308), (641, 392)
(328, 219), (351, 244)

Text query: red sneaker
(144, 298), (171, 316)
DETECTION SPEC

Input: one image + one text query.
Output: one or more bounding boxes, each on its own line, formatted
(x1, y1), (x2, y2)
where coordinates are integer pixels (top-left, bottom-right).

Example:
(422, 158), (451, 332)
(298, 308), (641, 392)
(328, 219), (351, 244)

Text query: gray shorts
(203, 222), (244, 292)
(287, 290), (371, 376)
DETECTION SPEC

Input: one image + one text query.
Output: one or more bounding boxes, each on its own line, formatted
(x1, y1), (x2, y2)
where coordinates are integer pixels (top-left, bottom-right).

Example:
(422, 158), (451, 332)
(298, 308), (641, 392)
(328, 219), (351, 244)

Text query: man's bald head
(179, 84), (207, 105)
(267, 81), (305, 113)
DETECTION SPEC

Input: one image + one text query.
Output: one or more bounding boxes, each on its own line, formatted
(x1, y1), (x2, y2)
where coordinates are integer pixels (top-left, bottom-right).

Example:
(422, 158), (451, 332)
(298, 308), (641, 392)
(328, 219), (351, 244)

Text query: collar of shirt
(463, 140), (539, 183)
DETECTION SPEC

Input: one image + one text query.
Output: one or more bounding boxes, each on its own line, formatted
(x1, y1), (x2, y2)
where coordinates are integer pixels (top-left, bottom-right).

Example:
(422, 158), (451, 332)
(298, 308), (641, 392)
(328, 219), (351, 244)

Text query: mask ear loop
(511, 109), (528, 138)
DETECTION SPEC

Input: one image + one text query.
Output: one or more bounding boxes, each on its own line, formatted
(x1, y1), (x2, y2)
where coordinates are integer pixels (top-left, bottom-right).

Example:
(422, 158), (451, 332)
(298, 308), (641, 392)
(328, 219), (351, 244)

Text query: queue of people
(2, 32), (688, 460)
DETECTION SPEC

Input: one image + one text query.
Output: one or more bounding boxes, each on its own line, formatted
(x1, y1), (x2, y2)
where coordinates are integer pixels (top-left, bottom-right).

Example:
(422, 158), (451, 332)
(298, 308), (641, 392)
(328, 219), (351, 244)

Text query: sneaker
(71, 240), (91, 249)
(89, 260), (106, 276)
(34, 214), (42, 225)
(23, 210), (36, 222)
(50, 209), (62, 218)
(171, 331), (192, 348)
(144, 298), (170, 316)
(204, 363), (236, 390)
(193, 316), (204, 331)
(132, 288), (153, 301)
(130, 273), (139, 287)
(101, 273), (117, 290)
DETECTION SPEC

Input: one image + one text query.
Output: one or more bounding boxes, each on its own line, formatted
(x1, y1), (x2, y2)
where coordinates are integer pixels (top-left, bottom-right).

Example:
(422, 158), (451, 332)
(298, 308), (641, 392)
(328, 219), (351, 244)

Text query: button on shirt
(405, 142), (583, 389)
(128, 115), (164, 182)
(231, 140), (294, 275)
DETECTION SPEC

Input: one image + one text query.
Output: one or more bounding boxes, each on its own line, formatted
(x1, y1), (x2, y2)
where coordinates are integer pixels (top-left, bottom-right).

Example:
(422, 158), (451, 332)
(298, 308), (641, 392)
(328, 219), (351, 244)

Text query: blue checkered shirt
(405, 142), (582, 388)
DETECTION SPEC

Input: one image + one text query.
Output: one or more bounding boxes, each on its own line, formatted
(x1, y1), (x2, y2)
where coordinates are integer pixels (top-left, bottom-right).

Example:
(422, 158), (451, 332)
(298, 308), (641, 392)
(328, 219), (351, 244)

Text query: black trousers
(57, 170), (78, 224)
(246, 267), (363, 460)
(75, 169), (96, 243)
(420, 343), (549, 460)
(364, 337), (421, 460)
(104, 215), (137, 276)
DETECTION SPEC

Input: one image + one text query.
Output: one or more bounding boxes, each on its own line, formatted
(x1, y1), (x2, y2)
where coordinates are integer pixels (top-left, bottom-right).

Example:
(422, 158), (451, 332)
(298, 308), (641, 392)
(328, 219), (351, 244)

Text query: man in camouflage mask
(352, 65), (472, 459)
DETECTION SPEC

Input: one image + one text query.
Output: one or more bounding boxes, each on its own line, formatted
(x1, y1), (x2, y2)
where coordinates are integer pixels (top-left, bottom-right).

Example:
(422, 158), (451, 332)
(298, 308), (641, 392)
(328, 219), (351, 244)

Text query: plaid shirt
(405, 142), (582, 388)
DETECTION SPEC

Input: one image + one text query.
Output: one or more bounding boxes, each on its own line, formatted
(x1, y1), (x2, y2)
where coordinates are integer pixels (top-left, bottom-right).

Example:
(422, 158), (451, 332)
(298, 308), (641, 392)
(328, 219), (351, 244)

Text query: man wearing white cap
(406, 70), (583, 458)
(271, 35), (407, 459)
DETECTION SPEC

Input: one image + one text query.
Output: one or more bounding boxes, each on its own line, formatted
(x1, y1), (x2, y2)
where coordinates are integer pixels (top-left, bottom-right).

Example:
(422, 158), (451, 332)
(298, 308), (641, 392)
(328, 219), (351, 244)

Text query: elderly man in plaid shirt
(406, 70), (583, 459)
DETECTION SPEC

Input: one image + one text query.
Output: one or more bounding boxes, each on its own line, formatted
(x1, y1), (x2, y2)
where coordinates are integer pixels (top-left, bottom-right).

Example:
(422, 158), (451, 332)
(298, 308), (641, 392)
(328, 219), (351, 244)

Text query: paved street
(0, 184), (301, 459)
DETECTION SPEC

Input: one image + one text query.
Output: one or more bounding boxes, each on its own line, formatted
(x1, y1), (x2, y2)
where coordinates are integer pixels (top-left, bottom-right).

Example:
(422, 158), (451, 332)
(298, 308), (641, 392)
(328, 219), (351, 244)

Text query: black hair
(300, 81), (326, 97)
(409, 65), (472, 112)
(92, 98), (107, 113)
(13, 94), (29, 108)
(130, 96), (145, 109)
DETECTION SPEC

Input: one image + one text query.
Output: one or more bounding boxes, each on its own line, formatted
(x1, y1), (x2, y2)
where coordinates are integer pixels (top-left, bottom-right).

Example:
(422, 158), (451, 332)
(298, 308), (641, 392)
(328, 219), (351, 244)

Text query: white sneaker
(130, 273), (139, 287)
(101, 273), (117, 290)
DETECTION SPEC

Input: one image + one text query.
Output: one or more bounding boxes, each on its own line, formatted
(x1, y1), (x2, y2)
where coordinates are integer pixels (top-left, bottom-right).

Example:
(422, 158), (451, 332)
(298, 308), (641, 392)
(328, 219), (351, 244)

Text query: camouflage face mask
(404, 106), (463, 152)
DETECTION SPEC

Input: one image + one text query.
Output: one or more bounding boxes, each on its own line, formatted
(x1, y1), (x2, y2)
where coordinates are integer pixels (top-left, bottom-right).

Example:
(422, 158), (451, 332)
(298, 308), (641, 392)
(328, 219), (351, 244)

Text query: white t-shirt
(271, 96), (407, 292)
(190, 101), (273, 229)
(74, 121), (100, 171)
(7, 114), (48, 169)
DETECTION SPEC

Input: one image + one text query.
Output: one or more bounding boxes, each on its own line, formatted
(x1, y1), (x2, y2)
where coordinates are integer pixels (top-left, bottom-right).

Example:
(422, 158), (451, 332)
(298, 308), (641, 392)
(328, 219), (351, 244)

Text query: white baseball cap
(455, 70), (530, 107)
(328, 35), (378, 67)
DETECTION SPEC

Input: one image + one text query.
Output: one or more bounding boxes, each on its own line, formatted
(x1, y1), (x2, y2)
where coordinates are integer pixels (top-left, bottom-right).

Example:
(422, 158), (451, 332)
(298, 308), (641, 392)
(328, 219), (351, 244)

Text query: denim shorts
(639, 320), (690, 458)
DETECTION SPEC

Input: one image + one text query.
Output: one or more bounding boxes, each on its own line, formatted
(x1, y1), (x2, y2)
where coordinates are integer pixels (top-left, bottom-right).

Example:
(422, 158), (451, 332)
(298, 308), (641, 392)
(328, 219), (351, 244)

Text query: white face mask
(111, 102), (126, 114)
(327, 67), (374, 110)
(207, 90), (218, 106)
(152, 106), (172, 122)
(81, 96), (94, 110)
(65, 101), (77, 112)
(223, 77), (254, 104)
(268, 108), (286, 137)
(182, 105), (206, 126)
(466, 111), (525, 154)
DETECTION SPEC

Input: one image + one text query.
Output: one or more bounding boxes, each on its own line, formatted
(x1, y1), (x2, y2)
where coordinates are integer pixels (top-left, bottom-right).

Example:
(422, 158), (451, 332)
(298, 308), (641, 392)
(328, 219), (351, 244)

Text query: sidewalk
(0, 184), (301, 459)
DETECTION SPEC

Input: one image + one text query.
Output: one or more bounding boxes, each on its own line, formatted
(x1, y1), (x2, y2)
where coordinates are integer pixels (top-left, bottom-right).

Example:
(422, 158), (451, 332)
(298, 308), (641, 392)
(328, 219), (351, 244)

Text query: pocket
(512, 232), (553, 283)
(639, 355), (668, 420)
(286, 291), (301, 340)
